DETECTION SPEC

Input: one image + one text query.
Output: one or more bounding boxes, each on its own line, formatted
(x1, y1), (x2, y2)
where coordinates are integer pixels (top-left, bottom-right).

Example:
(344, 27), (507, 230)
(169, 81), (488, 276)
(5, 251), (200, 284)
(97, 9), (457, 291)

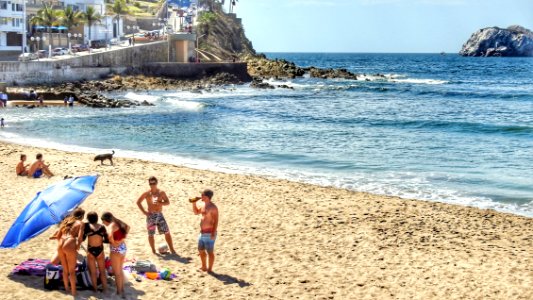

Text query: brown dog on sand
(94, 150), (115, 166)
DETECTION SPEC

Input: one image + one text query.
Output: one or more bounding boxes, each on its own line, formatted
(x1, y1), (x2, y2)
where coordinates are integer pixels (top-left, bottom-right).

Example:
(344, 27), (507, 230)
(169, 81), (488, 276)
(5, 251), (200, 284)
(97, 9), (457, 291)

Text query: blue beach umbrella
(0, 175), (99, 248)
(56, 26), (68, 30)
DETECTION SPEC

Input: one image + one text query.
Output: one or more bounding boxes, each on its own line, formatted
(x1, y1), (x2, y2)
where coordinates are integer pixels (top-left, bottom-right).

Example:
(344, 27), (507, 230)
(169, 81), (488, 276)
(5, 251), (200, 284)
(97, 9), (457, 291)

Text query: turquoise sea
(1, 53), (532, 217)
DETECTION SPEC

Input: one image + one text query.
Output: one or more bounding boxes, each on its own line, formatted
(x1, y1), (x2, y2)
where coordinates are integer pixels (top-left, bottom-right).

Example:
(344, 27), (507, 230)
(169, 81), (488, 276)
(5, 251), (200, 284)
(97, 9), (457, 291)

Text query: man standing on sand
(28, 153), (54, 178)
(192, 189), (219, 272)
(136, 176), (176, 254)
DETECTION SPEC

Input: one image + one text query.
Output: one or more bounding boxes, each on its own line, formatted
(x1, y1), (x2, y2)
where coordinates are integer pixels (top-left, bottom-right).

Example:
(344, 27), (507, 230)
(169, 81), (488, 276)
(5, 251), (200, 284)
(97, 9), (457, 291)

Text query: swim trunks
(146, 212), (169, 236)
(110, 242), (127, 256)
(198, 233), (216, 253)
(33, 169), (43, 178)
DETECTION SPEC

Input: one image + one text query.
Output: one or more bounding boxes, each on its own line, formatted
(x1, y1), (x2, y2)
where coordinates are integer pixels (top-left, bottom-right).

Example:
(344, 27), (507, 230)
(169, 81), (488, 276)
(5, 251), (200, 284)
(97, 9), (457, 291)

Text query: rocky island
(460, 25), (533, 57)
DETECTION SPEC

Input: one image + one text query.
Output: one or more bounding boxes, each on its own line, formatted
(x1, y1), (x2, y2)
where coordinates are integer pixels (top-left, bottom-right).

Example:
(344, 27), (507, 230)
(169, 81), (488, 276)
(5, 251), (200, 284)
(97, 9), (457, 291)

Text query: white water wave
(0, 131), (530, 218)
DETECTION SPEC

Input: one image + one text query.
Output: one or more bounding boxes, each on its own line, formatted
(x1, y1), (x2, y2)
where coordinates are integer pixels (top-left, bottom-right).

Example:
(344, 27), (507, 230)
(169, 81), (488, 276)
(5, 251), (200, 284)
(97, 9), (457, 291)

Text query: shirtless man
(16, 154), (29, 176)
(28, 153), (54, 178)
(136, 176), (176, 254)
(192, 189), (219, 272)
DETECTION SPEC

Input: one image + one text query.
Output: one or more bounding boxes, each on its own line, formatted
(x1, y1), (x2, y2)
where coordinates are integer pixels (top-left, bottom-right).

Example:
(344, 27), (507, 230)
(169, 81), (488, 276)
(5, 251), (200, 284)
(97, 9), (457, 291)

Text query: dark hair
(101, 212), (129, 235)
(20, 154), (26, 160)
(202, 189), (214, 199)
(148, 176), (158, 183)
(72, 207), (85, 220)
(87, 211), (98, 224)
(36, 153), (43, 160)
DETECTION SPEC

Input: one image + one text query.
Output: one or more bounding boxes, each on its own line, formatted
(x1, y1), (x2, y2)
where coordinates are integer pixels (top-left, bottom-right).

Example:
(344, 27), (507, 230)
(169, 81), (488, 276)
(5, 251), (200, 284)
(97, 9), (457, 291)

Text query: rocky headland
(9, 72), (243, 108)
(460, 25), (533, 57)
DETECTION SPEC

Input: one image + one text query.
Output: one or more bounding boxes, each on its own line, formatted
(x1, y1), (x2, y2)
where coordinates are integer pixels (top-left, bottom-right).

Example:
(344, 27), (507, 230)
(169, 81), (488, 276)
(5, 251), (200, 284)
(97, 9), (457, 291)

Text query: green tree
(30, 3), (60, 48)
(60, 6), (84, 32)
(112, 0), (128, 36)
(82, 6), (102, 41)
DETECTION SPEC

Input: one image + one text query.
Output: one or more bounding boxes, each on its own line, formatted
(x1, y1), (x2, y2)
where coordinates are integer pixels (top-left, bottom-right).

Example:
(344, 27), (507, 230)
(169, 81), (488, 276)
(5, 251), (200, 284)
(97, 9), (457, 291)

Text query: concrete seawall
(139, 62), (252, 82)
(0, 41), (250, 85)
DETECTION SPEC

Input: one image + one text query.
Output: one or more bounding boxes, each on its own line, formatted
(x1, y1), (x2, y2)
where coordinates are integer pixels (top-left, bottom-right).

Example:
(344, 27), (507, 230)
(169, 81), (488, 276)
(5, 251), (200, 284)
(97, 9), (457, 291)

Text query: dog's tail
(111, 150), (115, 155)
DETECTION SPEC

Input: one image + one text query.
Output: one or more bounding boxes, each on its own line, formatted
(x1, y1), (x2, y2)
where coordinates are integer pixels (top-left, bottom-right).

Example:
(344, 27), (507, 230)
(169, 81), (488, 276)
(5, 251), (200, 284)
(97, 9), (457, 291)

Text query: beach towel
(11, 259), (50, 276)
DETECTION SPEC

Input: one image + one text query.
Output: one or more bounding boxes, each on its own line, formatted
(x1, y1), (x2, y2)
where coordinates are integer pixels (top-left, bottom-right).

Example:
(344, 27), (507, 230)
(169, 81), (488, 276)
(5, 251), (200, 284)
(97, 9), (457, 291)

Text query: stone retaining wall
(139, 62), (252, 82)
(0, 42), (168, 85)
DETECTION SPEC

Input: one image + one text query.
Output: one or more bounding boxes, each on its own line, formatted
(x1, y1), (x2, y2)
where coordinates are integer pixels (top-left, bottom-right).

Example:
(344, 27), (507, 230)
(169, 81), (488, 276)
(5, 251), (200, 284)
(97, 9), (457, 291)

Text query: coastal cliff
(196, 10), (255, 61)
(460, 25), (533, 57)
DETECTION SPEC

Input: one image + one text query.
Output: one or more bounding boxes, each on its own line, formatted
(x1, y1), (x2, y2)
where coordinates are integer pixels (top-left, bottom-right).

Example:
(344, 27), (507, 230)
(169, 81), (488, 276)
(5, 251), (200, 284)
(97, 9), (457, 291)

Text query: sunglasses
(149, 182), (157, 185)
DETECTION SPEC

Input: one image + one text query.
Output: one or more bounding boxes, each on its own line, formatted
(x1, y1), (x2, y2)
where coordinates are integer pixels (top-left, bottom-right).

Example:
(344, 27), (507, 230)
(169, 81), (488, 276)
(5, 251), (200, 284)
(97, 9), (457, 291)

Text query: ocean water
(1, 53), (532, 217)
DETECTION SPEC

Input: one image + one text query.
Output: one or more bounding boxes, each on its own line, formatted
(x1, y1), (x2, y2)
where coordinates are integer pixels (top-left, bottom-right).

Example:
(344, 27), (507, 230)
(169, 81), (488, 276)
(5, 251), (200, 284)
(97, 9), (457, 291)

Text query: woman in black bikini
(85, 212), (108, 293)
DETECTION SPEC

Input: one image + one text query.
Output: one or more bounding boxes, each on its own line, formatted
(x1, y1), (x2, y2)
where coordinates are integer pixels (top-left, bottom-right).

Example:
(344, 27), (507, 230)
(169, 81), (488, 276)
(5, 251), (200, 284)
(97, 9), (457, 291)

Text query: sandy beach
(0, 141), (531, 300)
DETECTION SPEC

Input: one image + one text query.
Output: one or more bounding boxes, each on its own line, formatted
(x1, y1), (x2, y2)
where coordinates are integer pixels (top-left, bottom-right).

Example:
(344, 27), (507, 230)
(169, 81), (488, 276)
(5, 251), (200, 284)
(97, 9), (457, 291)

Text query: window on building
(0, 1), (7, 10)
(0, 17), (8, 25)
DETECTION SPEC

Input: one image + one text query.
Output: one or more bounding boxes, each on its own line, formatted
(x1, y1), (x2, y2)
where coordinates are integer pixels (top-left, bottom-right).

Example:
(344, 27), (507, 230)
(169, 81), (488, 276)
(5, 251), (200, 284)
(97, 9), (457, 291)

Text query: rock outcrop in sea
(460, 25), (533, 57)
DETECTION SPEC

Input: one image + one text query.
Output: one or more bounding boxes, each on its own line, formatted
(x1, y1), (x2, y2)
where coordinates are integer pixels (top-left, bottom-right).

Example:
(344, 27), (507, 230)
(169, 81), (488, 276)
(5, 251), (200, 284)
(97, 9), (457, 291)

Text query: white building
(60, 0), (122, 43)
(0, 0), (25, 52)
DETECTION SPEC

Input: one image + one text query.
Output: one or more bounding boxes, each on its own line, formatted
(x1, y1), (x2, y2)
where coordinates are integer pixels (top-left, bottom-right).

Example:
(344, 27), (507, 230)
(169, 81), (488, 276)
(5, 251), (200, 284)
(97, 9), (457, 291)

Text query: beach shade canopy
(56, 26), (68, 30)
(0, 175), (99, 248)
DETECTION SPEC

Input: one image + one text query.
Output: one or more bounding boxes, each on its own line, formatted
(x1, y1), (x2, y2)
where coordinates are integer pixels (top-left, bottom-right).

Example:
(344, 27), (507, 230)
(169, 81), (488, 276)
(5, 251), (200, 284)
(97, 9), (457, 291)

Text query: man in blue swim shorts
(27, 153), (54, 178)
(192, 189), (219, 272)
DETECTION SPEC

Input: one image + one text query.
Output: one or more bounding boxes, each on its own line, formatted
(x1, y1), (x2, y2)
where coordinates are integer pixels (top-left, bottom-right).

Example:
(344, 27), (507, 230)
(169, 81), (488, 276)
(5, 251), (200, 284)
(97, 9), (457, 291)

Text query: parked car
(52, 47), (68, 56)
(18, 52), (39, 62)
(71, 44), (89, 52)
(90, 40), (106, 49)
(36, 50), (49, 58)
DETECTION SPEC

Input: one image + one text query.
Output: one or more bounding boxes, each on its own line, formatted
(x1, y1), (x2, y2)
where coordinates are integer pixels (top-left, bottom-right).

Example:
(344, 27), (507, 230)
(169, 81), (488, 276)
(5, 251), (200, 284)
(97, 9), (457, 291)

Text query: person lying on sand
(27, 153), (54, 178)
(192, 189), (219, 272)
(136, 176), (176, 254)
(16, 154), (29, 176)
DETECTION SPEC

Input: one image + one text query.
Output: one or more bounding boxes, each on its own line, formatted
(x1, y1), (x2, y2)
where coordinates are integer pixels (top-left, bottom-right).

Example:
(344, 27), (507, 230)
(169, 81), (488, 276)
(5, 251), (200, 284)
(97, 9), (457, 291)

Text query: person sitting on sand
(27, 153), (54, 178)
(51, 208), (85, 297)
(101, 212), (129, 298)
(84, 212), (108, 293)
(136, 176), (176, 254)
(16, 154), (29, 176)
(192, 189), (219, 272)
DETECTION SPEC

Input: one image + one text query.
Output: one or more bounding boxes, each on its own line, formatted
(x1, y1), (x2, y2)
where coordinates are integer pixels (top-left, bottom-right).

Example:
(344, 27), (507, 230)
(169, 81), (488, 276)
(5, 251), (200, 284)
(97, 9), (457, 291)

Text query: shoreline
(0, 140), (532, 299)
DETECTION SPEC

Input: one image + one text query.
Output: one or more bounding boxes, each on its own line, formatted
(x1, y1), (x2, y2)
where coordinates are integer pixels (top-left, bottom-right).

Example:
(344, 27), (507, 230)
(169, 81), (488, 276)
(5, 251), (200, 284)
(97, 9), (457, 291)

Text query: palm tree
(112, 0), (128, 37)
(30, 3), (60, 48)
(82, 6), (102, 42)
(60, 6), (84, 32)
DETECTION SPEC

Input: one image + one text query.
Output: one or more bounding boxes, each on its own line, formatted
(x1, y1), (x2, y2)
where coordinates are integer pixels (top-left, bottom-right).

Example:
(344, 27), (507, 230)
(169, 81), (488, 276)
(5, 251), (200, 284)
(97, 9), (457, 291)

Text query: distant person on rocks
(192, 189), (219, 272)
(136, 176), (176, 254)
(29, 90), (37, 100)
(16, 154), (29, 176)
(0, 92), (7, 107)
(68, 95), (74, 107)
(28, 153), (54, 178)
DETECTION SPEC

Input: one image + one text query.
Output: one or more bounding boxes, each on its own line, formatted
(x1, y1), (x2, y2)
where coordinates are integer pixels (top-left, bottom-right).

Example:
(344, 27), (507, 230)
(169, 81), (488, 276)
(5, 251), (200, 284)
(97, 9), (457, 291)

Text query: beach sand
(0, 141), (531, 300)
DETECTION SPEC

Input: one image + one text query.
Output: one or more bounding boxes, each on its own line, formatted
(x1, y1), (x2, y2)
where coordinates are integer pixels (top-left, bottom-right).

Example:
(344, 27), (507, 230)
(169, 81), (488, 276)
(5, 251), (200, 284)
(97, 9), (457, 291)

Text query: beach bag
(44, 264), (62, 290)
(133, 260), (157, 273)
(76, 260), (93, 290)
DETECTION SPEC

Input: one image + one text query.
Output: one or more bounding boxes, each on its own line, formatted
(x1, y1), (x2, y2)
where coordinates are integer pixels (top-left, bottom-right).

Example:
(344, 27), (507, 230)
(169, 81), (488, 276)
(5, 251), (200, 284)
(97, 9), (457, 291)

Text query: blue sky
(233, 0), (533, 53)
